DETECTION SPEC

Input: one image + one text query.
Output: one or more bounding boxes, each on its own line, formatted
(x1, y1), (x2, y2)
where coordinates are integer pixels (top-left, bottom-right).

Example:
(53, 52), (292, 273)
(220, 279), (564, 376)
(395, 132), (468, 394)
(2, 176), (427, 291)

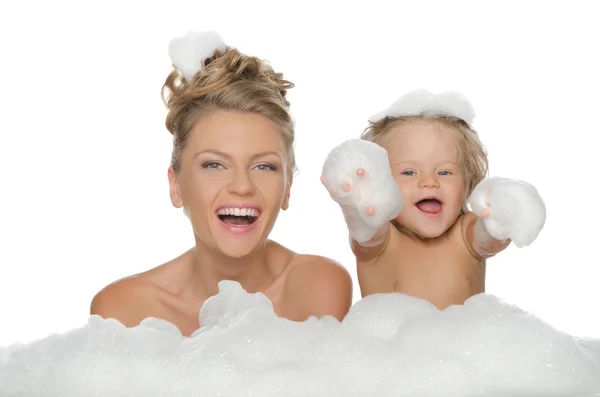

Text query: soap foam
(1, 281), (599, 396)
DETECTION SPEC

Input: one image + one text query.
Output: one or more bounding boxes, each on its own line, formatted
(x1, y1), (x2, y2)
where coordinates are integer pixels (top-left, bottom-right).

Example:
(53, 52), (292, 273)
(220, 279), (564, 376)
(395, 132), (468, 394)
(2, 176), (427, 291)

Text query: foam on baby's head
(361, 89), (489, 212)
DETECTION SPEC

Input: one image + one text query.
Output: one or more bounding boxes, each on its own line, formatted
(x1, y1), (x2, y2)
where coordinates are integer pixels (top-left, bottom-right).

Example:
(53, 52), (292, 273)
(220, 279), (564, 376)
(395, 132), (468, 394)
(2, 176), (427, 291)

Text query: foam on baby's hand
(321, 139), (403, 244)
(469, 177), (546, 247)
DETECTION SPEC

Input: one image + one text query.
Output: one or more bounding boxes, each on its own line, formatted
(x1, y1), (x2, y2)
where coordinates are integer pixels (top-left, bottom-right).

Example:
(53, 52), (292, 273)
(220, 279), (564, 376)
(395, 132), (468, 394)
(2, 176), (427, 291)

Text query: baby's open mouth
(415, 198), (442, 214)
(216, 208), (260, 226)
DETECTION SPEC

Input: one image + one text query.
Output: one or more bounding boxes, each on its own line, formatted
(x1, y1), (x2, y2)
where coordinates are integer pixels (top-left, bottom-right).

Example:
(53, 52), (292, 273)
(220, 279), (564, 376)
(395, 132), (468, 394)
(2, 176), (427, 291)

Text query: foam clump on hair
(369, 89), (476, 124)
(168, 30), (227, 81)
(1, 281), (599, 396)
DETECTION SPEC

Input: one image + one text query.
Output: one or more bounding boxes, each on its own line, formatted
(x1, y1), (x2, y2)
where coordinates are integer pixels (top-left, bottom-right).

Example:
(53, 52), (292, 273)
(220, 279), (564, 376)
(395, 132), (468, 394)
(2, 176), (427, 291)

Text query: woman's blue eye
(203, 162), (224, 169)
(202, 162), (277, 171)
(438, 170), (452, 176)
(256, 164), (276, 171)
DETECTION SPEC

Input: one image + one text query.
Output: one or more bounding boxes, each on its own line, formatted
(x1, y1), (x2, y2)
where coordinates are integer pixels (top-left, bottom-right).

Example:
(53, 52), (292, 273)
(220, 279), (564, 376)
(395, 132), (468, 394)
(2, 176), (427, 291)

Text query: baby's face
(381, 120), (464, 239)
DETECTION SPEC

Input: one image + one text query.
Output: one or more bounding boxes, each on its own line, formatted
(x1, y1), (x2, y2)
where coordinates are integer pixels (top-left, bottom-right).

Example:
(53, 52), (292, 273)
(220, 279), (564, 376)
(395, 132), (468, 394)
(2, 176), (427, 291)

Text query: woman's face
(168, 109), (292, 259)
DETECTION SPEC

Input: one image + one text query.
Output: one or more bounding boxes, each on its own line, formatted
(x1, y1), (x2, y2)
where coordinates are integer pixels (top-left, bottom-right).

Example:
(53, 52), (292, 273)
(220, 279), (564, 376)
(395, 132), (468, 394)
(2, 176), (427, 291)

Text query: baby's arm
(463, 212), (511, 259)
(466, 177), (546, 257)
(321, 139), (404, 258)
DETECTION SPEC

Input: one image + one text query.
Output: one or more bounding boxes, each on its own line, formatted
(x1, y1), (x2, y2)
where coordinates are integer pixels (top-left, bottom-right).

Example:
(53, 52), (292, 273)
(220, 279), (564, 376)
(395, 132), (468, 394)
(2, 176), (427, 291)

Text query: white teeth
(216, 207), (259, 217)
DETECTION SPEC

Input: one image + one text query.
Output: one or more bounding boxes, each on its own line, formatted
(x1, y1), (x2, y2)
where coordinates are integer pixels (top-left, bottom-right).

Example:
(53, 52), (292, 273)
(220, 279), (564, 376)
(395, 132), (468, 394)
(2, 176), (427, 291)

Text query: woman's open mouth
(216, 207), (260, 226)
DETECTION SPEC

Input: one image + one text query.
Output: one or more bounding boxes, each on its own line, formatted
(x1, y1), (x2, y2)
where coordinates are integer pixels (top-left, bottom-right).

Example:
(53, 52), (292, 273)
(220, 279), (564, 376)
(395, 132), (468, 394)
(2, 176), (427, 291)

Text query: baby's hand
(321, 139), (403, 243)
(469, 177), (546, 247)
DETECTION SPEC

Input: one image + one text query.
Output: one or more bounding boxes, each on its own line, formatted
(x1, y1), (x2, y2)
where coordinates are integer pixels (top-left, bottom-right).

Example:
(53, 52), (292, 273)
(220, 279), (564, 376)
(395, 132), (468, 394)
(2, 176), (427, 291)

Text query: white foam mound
(1, 281), (599, 397)
(368, 89), (476, 124)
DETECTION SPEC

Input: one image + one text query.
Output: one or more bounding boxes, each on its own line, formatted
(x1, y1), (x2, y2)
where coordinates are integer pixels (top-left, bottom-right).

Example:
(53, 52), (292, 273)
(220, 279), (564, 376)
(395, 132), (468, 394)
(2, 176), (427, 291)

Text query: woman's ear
(281, 174), (293, 211)
(168, 167), (183, 208)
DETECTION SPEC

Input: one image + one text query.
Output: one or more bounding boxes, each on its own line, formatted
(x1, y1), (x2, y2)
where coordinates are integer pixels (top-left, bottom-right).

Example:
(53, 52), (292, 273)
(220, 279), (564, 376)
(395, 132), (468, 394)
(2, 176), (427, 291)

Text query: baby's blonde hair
(161, 47), (295, 173)
(361, 116), (488, 212)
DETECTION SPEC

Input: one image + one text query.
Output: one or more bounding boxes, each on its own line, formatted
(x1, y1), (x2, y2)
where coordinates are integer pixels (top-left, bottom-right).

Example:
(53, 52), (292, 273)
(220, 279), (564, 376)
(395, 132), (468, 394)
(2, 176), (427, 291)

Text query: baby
(321, 89), (546, 309)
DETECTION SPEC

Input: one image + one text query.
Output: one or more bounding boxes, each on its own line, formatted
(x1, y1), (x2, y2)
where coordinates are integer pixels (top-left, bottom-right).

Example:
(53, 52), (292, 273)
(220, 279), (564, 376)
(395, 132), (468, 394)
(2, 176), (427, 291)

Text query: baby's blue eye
(402, 171), (416, 176)
(438, 170), (451, 176)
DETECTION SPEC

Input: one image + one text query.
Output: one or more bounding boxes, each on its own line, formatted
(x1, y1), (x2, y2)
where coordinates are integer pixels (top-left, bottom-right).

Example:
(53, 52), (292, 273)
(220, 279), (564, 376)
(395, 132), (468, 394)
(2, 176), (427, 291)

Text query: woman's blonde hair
(161, 47), (295, 173)
(361, 115), (488, 212)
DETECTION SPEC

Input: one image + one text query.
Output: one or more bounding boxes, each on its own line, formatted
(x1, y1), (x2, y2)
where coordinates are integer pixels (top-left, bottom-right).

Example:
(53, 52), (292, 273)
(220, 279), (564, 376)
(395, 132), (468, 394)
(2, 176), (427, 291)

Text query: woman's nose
(227, 170), (256, 196)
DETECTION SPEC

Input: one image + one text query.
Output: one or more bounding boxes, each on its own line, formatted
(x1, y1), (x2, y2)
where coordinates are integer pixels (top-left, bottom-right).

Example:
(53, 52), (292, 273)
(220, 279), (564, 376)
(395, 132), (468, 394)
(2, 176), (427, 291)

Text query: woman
(90, 31), (353, 336)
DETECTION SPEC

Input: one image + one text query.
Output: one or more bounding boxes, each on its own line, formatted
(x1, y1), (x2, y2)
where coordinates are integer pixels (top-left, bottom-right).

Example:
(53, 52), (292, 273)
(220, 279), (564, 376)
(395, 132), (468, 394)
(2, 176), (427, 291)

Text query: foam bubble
(168, 30), (227, 81)
(321, 139), (403, 243)
(469, 176), (546, 247)
(368, 89), (476, 124)
(1, 280), (599, 396)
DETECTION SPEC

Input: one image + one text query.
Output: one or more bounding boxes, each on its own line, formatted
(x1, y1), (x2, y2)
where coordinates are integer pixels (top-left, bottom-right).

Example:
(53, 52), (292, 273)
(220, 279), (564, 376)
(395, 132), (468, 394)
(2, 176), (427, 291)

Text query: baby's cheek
(451, 178), (465, 198)
(394, 210), (410, 226)
(394, 178), (411, 195)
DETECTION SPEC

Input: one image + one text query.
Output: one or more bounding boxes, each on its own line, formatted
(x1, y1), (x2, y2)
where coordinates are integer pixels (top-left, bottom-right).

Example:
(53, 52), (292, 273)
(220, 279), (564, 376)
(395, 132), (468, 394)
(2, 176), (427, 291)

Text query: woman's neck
(186, 241), (274, 299)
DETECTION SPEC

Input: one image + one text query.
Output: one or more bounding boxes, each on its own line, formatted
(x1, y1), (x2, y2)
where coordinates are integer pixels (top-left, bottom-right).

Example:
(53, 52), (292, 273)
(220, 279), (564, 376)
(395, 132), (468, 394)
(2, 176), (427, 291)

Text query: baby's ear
(462, 195), (470, 213)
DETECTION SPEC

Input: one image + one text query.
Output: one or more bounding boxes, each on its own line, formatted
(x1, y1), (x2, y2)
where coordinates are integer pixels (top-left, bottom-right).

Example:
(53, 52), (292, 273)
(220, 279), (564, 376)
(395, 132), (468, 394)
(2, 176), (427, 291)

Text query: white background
(1, 1), (598, 346)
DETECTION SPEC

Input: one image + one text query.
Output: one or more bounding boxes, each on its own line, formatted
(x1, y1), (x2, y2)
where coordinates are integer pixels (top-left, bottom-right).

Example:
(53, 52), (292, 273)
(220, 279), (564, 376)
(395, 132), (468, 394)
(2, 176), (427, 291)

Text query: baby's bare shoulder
(371, 224), (411, 263)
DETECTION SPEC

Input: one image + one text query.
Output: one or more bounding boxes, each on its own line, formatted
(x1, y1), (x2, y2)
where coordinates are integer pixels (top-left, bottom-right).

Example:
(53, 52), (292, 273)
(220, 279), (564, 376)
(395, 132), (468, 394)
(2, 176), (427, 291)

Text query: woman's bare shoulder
(89, 274), (161, 328)
(283, 253), (354, 321)
(267, 241), (351, 280)
(90, 250), (195, 326)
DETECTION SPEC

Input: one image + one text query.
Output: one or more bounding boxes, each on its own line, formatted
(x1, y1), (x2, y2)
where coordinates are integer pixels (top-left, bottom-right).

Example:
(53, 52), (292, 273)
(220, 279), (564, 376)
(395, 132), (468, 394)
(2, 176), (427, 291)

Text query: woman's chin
(214, 220), (270, 257)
